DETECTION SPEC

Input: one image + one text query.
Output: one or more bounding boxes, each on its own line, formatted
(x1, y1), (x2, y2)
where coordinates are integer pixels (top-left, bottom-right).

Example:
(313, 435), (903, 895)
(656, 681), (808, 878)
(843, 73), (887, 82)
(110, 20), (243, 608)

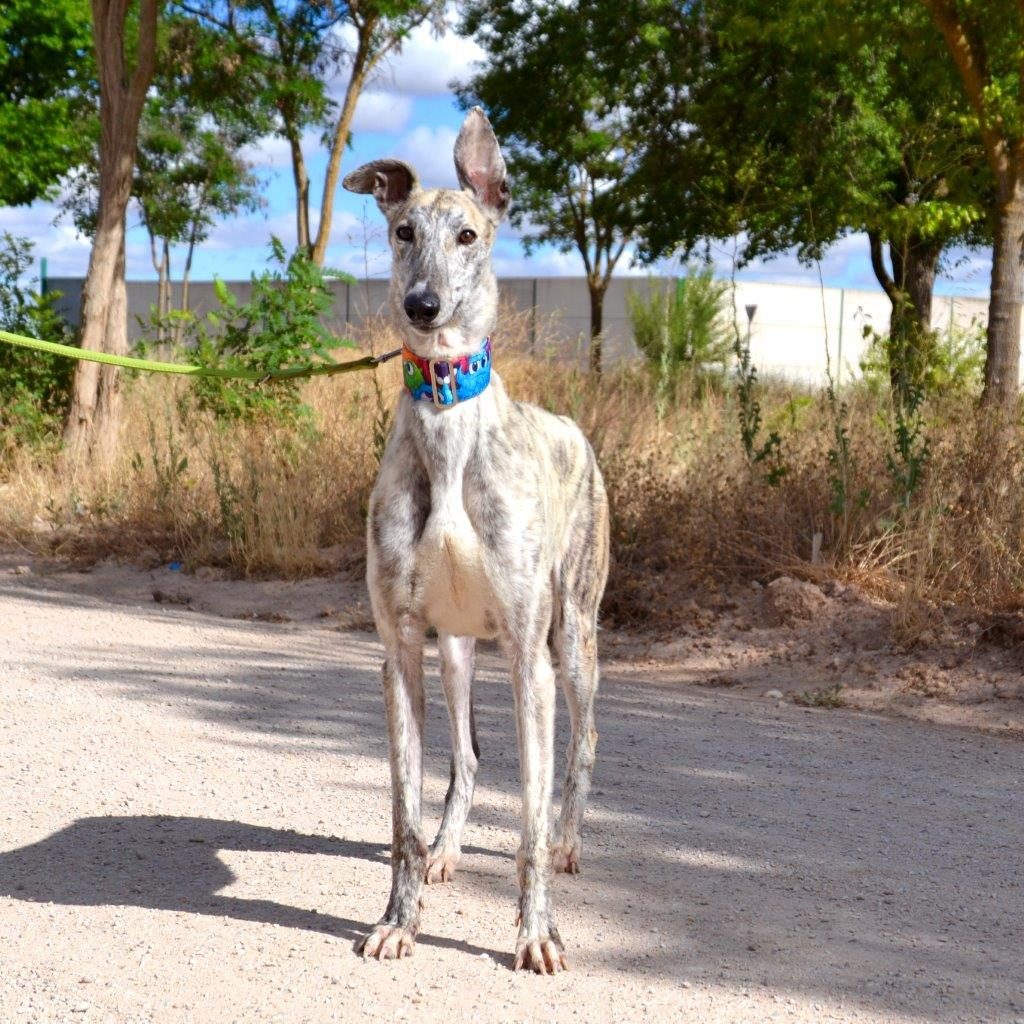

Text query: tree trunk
(64, 0), (158, 463)
(983, 188), (1024, 408)
(888, 235), (941, 396)
(588, 277), (606, 375)
(94, 241), (128, 459)
(309, 39), (374, 266)
(867, 231), (941, 399)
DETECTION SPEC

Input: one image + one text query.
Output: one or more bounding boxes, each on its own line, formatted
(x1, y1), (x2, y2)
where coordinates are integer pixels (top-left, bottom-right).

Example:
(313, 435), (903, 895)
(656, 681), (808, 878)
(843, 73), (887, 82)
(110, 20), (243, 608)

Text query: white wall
(46, 275), (993, 384)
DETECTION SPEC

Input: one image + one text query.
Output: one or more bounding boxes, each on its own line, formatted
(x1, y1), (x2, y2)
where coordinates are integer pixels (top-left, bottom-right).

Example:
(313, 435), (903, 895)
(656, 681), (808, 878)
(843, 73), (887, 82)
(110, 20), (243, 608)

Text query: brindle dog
(343, 107), (609, 975)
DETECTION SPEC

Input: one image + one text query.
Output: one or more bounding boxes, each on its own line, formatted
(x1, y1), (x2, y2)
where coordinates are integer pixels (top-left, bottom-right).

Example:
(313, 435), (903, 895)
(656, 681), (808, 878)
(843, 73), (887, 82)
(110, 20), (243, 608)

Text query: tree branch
(922, 0), (1015, 191)
(868, 229), (902, 306)
(128, 0), (160, 120)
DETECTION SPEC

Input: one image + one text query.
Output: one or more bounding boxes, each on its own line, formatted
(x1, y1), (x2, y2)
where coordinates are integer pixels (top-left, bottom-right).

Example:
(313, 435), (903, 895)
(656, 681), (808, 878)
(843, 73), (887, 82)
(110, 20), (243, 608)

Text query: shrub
(628, 263), (732, 386)
(859, 315), (986, 399)
(0, 233), (74, 456)
(158, 237), (355, 424)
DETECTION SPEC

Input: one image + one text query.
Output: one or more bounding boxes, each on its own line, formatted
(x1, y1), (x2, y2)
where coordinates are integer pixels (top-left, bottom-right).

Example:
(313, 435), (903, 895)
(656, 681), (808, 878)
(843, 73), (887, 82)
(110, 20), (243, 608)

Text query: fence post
(529, 277), (537, 356)
(836, 287), (845, 387)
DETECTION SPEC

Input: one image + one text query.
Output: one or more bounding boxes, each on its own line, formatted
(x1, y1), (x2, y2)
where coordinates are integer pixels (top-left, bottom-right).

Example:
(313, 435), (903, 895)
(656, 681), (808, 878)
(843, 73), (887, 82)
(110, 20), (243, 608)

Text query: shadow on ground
(0, 815), (505, 960)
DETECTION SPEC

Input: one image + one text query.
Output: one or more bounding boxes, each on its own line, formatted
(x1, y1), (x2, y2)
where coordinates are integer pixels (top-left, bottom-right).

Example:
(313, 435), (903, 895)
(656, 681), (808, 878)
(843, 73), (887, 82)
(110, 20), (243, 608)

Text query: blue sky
(0, 20), (992, 298)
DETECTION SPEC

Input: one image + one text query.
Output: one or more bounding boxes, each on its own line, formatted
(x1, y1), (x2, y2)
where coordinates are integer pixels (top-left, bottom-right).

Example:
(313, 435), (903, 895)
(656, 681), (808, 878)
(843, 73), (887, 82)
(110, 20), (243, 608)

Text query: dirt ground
(1, 552), (1023, 1024)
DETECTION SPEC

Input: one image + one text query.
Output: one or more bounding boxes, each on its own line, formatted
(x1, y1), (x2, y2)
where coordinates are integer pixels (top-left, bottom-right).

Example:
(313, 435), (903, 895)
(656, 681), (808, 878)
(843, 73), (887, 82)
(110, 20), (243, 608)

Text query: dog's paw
(358, 923), (416, 961)
(424, 846), (459, 884)
(549, 839), (581, 875)
(514, 931), (569, 975)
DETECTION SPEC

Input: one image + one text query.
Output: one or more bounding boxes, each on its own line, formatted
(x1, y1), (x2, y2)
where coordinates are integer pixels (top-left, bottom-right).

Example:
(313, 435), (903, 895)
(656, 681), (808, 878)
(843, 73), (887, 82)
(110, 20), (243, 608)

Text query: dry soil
(1, 555), (1022, 1024)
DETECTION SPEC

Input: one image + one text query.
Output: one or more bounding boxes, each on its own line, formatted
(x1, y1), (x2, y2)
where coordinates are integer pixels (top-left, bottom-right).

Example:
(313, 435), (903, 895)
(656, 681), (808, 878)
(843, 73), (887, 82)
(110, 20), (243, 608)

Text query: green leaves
(0, 234), (75, 456)
(182, 239), (355, 423)
(0, 0), (95, 205)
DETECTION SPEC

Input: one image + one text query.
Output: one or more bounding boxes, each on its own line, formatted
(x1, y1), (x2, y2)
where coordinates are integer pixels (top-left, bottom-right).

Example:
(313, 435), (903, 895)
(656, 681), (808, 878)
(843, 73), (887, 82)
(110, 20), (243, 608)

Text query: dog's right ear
(343, 159), (420, 214)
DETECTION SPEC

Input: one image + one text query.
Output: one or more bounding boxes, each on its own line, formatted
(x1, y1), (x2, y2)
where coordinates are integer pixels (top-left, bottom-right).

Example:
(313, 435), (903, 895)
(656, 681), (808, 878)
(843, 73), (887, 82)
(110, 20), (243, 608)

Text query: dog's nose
(404, 291), (441, 325)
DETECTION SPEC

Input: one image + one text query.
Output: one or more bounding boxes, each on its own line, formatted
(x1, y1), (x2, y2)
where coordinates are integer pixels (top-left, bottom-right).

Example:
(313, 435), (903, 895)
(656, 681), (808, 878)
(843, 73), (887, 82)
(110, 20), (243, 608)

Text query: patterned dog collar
(401, 338), (492, 408)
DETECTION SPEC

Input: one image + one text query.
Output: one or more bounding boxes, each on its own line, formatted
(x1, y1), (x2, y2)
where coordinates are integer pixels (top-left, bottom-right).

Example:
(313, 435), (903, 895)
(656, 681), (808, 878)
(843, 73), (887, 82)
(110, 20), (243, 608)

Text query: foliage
(168, 238), (354, 422)
(732, 305), (786, 485)
(61, 13), (264, 287)
(629, 264), (732, 378)
(637, 0), (988, 261)
(177, 0), (444, 262)
(630, 0), (989, 397)
(458, 0), (669, 369)
(8, 338), (1024, 628)
(859, 326), (932, 512)
(0, 0), (95, 206)
(920, 0), (1024, 408)
(0, 235), (75, 455)
(859, 317), (986, 397)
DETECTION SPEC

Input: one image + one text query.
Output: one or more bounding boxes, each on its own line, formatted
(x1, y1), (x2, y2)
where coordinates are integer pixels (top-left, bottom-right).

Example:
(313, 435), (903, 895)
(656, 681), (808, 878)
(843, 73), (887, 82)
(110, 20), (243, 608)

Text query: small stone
(765, 689), (784, 700)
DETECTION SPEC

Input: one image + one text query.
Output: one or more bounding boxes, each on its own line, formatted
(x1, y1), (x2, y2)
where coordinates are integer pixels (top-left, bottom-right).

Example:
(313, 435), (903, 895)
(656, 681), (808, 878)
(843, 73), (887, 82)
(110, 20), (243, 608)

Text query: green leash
(0, 327), (402, 381)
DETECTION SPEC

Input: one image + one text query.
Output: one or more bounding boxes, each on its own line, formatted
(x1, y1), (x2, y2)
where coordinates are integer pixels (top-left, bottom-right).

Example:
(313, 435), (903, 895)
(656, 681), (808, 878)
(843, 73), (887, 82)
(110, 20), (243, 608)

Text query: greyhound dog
(342, 107), (609, 975)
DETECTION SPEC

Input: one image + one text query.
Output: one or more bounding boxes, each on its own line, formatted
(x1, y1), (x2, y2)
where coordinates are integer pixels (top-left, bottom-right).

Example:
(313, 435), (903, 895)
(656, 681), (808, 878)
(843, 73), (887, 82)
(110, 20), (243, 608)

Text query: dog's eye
(457, 228), (477, 245)
(395, 225), (414, 242)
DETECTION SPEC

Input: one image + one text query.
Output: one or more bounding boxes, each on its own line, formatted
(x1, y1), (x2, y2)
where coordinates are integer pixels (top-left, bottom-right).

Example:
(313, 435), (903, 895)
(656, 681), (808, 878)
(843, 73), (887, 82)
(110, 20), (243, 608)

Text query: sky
(0, 19), (993, 299)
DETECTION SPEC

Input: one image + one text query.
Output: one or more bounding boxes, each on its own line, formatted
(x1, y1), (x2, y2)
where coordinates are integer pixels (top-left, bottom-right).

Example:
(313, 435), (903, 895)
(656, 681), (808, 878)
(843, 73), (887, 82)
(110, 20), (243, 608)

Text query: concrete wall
(46, 275), (992, 384)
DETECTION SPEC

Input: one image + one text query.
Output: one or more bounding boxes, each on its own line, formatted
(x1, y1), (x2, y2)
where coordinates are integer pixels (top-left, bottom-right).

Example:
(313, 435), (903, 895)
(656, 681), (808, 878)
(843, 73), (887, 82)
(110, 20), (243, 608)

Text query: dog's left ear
(343, 159), (420, 215)
(454, 106), (510, 221)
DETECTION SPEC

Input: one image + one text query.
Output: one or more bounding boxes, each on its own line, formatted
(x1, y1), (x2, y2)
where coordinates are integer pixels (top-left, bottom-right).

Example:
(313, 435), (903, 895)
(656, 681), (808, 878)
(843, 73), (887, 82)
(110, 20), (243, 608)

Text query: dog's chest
(413, 490), (499, 639)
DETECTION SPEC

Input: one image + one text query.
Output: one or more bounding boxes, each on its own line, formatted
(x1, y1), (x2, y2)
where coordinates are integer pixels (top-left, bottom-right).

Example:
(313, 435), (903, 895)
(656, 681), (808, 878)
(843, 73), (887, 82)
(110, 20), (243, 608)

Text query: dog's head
(343, 107), (510, 359)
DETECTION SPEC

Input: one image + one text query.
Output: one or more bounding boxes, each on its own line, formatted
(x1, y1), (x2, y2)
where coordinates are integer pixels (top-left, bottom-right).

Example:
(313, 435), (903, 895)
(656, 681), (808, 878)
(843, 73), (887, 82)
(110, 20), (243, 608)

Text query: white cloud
(394, 125), (460, 187)
(351, 89), (414, 135)
(239, 129), (324, 172)
(372, 21), (484, 98)
(0, 202), (93, 277)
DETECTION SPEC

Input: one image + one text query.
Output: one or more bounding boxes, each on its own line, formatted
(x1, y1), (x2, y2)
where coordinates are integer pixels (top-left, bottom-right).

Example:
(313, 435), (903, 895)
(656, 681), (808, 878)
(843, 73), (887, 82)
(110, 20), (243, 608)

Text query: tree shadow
(0, 815), (506, 960)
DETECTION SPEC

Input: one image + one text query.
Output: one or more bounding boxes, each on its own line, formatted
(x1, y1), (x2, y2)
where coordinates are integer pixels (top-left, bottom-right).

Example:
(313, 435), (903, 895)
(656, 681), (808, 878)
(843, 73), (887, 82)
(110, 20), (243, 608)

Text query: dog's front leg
(360, 625), (427, 960)
(426, 632), (479, 884)
(511, 640), (568, 974)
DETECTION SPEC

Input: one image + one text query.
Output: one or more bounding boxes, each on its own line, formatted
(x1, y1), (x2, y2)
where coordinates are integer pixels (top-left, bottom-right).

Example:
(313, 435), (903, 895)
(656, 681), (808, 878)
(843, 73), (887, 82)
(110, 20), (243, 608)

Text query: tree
(0, 0), (94, 206)
(634, 0), (988, 398)
(133, 103), (263, 334)
(458, 0), (659, 374)
(64, 0), (160, 462)
(62, 12), (268, 336)
(180, 0), (443, 266)
(921, 0), (1024, 409)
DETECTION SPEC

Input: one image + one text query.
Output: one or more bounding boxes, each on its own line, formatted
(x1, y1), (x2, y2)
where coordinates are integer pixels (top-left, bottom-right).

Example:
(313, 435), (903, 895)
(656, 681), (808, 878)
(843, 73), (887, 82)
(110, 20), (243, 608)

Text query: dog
(342, 107), (609, 975)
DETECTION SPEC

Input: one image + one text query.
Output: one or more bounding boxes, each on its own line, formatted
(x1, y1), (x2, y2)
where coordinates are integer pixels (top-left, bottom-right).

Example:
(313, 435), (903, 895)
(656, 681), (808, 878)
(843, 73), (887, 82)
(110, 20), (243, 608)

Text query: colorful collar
(401, 338), (492, 408)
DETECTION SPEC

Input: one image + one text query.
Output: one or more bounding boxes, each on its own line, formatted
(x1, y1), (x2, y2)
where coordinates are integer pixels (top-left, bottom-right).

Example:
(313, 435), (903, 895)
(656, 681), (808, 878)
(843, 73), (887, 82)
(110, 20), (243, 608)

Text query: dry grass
(3, 313), (1024, 635)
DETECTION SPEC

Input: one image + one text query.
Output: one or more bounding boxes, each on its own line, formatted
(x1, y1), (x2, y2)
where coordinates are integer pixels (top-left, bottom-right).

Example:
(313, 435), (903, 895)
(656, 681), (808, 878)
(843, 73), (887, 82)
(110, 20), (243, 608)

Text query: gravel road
(1, 562), (1022, 1024)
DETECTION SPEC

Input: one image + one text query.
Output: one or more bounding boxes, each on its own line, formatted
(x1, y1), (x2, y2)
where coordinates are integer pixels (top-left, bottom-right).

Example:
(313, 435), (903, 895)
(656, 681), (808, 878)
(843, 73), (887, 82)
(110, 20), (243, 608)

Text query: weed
(793, 683), (844, 708)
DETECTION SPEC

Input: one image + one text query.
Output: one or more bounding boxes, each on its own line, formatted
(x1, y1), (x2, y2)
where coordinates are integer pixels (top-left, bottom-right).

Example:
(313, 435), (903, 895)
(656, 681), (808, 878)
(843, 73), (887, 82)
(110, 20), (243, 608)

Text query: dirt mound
(763, 576), (832, 626)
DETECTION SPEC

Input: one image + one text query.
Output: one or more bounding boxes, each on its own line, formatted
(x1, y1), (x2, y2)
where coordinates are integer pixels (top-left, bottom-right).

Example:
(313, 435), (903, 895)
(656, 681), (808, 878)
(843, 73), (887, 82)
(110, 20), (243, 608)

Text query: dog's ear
(454, 106), (510, 220)
(343, 159), (420, 215)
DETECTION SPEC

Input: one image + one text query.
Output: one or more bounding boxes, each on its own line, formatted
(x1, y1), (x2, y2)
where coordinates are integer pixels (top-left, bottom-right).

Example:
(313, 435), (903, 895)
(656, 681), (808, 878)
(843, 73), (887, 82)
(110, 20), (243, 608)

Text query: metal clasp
(428, 358), (458, 408)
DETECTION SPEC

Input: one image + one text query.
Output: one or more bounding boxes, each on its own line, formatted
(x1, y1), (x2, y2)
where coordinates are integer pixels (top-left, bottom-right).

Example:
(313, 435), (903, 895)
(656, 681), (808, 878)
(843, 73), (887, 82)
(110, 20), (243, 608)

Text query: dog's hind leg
(552, 602), (599, 876)
(552, 471), (609, 876)
(426, 633), (479, 884)
(359, 622), (428, 960)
